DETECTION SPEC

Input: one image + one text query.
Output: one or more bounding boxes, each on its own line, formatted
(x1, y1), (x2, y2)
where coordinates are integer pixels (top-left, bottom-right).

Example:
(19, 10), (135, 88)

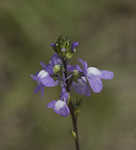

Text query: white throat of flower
(38, 70), (48, 79)
(55, 100), (65, 111)
(87, 67), (101, 76)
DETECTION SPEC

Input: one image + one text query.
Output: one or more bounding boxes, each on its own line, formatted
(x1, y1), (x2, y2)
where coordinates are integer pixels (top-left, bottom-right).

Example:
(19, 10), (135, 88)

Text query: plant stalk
(69, 102), (80, 150)
(63, 58), (80, 150)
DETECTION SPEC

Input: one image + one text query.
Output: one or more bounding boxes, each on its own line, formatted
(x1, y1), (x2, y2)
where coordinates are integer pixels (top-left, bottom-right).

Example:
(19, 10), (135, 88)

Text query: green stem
(69, 102), (80, 150)
(63, 58), (80, 150)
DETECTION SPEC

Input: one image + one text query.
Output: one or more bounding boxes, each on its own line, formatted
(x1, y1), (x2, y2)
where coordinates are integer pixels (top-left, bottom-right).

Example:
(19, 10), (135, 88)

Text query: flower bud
(72, 70), (80, 81)
(72, 130), (77, 139)
(53, 65), (61, 73)
(66, 52), (73, 59)
(71, 42), (79, 52)
(73, 70), (79, 76)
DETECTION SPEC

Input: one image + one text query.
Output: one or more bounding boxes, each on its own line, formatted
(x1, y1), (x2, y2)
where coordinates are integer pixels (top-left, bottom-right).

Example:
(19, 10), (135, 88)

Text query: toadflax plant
(31, 35), (114, 150)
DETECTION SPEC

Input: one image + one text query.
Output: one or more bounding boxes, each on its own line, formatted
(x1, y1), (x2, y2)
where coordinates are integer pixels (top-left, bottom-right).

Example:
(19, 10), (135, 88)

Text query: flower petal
(100, 70), (114, 80)
(34, 85), (45, 96)
(55, 105), (70, 117)
(48, 100), (70, 117)
(50, 53), (62, 66)
(67, 65), (82, 72)
(71, 42), (79, 52)
(87, 67), (101, 76)
(45, 64), (54, 75)
(40, 75), (58, 87)
(72, 78), (91, 96)
(78, 58), (88, 74)
(87, 76), (103, 93)
(60, 87), (69, 102)
(40, 62), (46, 69)
(30, 74), (37, 81)
(47, 100), (56, 108)
(54, 101), (70, 117)
(34, 85), (41, 94)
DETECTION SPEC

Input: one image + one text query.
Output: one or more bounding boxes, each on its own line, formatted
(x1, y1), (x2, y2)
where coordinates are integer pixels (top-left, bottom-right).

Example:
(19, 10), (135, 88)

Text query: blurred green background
(0, 0), (136, 150)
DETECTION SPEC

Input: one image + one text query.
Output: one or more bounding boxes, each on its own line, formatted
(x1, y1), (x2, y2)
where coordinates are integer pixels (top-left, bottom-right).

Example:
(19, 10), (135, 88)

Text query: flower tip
(30, 74), (37, 80)
(71, 42), (79, 52)
(75, 41), (79, 46)
(72, 41), (79, 47)
(47, 100), (56, 109)
(50, 43), (56, 47)
(40, 61), (46, 68)
(78, 58), (86, 65)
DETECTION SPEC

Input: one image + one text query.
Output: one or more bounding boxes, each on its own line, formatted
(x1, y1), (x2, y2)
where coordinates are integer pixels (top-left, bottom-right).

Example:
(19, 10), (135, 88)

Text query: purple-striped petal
(40, 75), (58, 87)
(40, 62), (54, 75)
(54, 100), (70, 117)
(87, 76), (103, 93)
(45, 64), (54, 75)
(55, 105), (70, 117)
(48, 100), (70, 117)
(72, 78), (91, 96)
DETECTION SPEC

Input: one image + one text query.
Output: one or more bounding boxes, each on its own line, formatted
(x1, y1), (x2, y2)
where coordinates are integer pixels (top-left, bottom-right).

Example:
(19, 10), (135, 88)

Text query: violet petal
(100, 70), (114, 80)
(87, 75), (103, 93)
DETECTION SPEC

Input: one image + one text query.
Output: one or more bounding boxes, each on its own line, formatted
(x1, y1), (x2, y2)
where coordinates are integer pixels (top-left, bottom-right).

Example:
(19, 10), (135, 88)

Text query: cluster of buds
(31, 36), (114, 117)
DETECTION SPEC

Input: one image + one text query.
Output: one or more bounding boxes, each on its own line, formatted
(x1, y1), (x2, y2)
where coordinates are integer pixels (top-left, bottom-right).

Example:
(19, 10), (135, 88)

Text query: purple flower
(66, 64), (90, 96)
(71, 42), (79, 52)
(72, 77), (91, 96)
(47, 74), (70, 117)
(40, 53), (62, 75)
(31, 69), (58, 95)
(78, 59), (114, 93)
(49, 53), (62, 66)
(48, 100), (70, 117)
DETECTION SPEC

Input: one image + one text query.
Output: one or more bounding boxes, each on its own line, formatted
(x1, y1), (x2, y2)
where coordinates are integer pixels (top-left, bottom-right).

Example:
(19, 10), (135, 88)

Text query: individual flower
(66, 64), (91, 96)
(40, 53), (62, 75)
(77, 59), (114, 93)
(72, 77), (91, 96)
(47, 100), (70, 117)
(47, 77), (70, 117)
(31, 69), (58, 95)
